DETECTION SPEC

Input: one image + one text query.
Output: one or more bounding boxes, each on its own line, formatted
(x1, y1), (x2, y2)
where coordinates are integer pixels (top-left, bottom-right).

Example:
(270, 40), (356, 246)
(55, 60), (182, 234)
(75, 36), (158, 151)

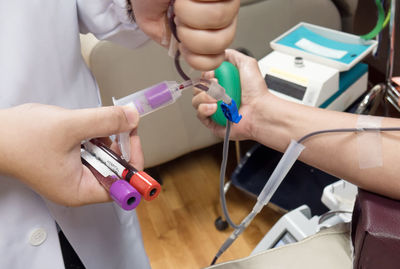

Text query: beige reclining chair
(81, 0), (356, 168)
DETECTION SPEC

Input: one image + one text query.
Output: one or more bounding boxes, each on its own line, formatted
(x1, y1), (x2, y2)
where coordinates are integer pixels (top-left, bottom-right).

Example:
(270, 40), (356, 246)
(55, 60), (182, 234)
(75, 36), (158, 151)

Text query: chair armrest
(351, 189), (400, 269)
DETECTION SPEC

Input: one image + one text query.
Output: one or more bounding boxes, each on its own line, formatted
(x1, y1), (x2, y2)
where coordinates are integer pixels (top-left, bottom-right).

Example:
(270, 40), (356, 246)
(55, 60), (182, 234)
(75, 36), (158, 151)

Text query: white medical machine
(251, 180), (358, 254)
(258, 22), (378, 111)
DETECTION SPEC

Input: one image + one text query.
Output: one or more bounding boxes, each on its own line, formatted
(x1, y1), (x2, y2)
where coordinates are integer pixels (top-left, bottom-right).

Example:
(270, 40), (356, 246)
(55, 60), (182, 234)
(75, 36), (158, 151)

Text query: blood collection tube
(81, 149), (141, 210)
(113, 80), (186, 161)
(83, 139), (161, 201)
(112, 79), (230, 161)
(113, 81), (184, 117)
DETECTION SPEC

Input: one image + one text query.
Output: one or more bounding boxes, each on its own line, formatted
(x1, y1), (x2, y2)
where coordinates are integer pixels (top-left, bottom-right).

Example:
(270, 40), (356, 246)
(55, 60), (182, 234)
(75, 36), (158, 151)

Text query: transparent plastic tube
(204, 79), (232, 104)
(253, 140), (305, 213)
(212, 140), (305, 264)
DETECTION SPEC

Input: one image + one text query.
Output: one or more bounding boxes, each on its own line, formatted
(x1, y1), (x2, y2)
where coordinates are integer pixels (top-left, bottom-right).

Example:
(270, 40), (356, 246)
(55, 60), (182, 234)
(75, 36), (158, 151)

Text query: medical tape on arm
(356, 115), (383, 169)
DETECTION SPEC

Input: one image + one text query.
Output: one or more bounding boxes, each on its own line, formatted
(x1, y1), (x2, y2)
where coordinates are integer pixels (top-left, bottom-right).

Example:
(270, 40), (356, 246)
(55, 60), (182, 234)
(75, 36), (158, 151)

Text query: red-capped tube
(129, 171), (161, 201)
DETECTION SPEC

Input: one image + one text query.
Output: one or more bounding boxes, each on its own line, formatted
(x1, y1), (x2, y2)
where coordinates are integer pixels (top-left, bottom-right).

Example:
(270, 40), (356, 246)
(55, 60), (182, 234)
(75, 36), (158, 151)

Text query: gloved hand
(0, 104), (143, 206)
(131, 0), (240, 71)
(192, 49), (273, 140)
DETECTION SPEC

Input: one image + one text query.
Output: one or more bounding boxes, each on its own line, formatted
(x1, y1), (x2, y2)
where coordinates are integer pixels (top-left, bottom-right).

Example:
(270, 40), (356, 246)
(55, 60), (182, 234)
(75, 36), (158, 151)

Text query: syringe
(113, 79), (232, 161)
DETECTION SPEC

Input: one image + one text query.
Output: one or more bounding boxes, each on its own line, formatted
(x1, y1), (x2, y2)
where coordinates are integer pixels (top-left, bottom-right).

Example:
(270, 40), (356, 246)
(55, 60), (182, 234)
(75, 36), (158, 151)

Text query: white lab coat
(0, 1), (151, 268)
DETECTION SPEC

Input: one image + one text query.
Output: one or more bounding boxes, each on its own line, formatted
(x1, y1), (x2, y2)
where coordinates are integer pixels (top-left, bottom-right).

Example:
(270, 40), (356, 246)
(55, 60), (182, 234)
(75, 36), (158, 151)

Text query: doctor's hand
(130, 0), (239, 71)
(0, 104), (143, 207)
(192, 49), (273, 140)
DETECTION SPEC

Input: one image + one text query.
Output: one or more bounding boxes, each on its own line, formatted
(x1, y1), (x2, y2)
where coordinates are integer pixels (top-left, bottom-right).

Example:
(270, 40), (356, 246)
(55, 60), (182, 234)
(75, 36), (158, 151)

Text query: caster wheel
(214, 216), (229, 231)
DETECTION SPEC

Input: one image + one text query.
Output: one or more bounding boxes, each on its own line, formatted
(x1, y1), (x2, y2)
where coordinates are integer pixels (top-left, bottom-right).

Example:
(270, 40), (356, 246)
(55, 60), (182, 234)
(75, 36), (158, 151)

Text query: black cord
(210, 256), (218, 266)
(297, 127), (400, 144)
(168, 0), (190, 82)
(174, 50), (190, 81)
(167, 0), (180, 42)
(169, 0), (213, 91)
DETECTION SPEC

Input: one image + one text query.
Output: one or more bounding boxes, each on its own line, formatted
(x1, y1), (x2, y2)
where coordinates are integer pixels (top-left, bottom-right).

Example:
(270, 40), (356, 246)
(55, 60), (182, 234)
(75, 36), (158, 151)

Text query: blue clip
(220, 99), (242, 124)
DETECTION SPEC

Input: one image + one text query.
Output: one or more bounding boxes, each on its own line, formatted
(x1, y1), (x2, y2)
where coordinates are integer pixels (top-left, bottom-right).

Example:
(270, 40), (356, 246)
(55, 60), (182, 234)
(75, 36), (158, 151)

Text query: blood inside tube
(97, 175), (118, 191)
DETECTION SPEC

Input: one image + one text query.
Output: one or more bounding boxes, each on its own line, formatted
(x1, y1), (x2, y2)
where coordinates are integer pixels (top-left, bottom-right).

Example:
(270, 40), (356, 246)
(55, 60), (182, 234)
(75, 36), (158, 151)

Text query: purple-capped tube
(81, 149), (141, 210)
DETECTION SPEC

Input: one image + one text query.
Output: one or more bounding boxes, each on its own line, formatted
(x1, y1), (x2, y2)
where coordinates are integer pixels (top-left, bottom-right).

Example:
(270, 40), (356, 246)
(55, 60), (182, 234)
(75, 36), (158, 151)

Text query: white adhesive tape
(356, 115), (383, 169)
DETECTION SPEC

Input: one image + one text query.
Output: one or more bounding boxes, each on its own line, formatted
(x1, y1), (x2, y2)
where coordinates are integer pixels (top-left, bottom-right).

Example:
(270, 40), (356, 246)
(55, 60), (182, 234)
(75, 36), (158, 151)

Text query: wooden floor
(136, 142), (283, 269)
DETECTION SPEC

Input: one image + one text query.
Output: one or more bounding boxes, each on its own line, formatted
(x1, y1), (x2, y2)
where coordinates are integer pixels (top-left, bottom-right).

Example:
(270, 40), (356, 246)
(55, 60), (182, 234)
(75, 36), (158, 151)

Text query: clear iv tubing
(211, 125), (400, 265)
(212, 122), (305, 265)
(219, 121), (240, 229)
(173, 47), (238, 227)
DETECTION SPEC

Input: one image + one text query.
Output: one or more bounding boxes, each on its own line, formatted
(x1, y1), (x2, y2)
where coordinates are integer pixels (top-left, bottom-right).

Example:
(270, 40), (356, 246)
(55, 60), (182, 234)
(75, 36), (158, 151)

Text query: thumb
(225, 49), (259, 73)
(70, 106), (139, 141)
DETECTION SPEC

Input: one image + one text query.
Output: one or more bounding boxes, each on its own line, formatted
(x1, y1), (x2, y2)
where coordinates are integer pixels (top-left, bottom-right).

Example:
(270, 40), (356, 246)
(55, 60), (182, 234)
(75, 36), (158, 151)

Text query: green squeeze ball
(211, 61), (241, 126)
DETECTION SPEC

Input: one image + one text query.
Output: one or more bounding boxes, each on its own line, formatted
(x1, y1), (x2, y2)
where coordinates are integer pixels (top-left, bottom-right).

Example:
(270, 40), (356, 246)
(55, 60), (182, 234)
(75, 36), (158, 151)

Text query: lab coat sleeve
(77, 0), (149, 49)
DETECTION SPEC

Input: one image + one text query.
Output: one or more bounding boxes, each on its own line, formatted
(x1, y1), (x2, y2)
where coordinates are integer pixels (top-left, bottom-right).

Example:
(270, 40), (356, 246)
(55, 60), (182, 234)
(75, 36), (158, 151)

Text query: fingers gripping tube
(173, 50), (242, 124)
(168, 0), (241, 124)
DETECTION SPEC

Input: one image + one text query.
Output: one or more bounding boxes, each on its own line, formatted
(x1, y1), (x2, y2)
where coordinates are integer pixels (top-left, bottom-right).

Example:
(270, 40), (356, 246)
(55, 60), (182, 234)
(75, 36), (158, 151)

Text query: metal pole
(383, 0), (400, 113)
(357, 0), (400, 114)
(386, 0), (396, 83)
(234, 141), (241, 165)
